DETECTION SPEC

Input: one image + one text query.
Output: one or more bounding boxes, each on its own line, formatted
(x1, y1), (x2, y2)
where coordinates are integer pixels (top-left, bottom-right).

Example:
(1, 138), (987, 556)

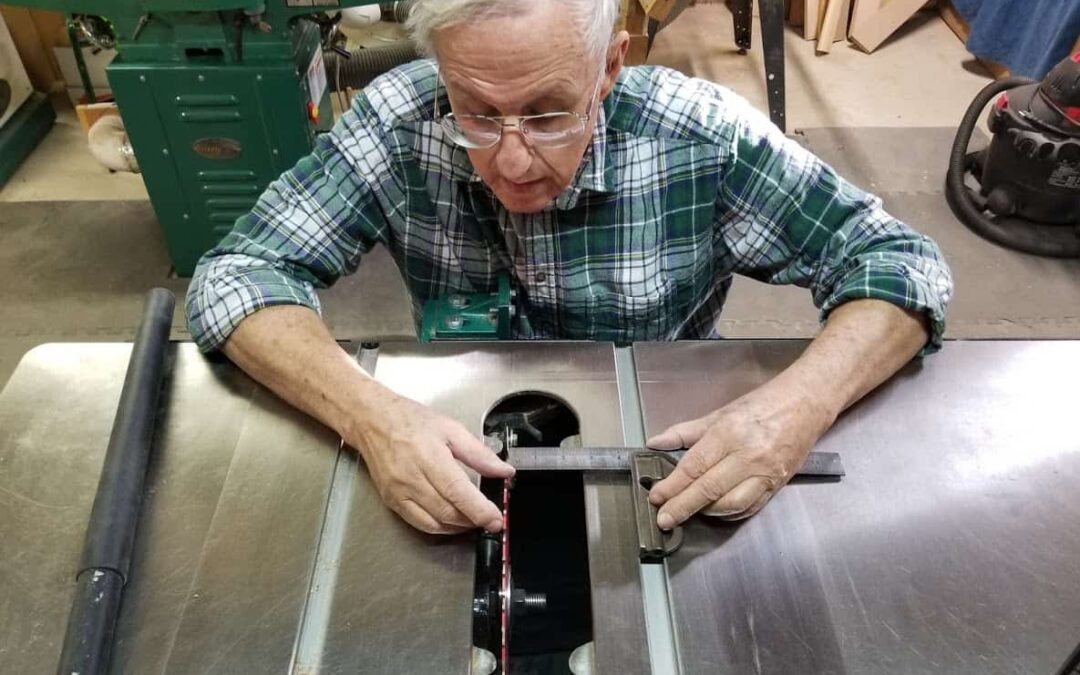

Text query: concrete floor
(1, 5), (1078, 389)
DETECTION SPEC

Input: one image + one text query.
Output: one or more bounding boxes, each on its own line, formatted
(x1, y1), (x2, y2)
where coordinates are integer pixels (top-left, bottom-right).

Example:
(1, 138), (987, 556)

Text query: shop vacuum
(946, 53), (1080, 258)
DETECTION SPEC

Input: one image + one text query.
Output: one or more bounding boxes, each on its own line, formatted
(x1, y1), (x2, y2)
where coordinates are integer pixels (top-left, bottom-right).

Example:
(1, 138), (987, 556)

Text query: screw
(522, 593), (547, 611)
(448, 295), (468, 308)
(162, 148), (169, 155)
(511, 588), (547, 614)
(139, 75), (146, 83)
(197, 75), (205, 82)
(446, 316), (463, 329)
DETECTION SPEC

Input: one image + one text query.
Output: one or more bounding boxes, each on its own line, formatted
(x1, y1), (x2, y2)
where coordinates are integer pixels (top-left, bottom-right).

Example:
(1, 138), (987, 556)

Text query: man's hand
(646, 382), (834, 530)
(350, 391), (515, 535)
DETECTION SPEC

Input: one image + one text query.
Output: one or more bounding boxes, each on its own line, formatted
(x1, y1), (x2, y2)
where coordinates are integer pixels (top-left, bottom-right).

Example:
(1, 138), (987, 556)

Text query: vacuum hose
(945, 76), (1080, 258)
(324, 42), (419, 92)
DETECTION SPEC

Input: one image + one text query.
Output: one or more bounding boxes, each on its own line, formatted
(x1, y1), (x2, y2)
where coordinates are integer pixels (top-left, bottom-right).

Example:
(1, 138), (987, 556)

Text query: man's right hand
(219, 307), (512, 536)
(351, 391), (515, 535)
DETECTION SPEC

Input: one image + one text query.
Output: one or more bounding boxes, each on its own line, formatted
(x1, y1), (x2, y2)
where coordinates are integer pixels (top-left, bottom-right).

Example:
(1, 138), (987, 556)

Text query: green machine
(9, 0), (400, 275)
(419, 274), (518, 342)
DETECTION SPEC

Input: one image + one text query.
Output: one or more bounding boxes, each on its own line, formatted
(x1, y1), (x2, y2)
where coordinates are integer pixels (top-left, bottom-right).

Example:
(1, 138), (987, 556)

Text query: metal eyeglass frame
(434, 66), (606, 150)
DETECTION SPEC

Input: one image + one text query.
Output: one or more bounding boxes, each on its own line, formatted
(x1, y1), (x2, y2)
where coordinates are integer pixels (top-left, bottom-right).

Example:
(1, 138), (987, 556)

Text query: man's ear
(602, 30), (631, 99)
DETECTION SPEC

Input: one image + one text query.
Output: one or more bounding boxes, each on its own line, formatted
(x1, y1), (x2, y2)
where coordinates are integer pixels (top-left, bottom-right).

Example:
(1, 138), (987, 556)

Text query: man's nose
(494, 128), (533, 181)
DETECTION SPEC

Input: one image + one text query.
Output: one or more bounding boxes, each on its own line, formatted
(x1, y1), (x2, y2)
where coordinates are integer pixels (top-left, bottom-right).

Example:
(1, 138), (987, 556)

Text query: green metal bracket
(420, 275), (516, 342)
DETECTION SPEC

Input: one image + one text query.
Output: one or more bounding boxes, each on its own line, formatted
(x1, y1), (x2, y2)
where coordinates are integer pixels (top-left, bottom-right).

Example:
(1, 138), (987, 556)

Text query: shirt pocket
(585, 277), (677, 342)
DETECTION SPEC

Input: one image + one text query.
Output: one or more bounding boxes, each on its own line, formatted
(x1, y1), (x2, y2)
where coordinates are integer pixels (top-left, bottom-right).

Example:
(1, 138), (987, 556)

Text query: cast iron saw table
(2, 340), (1079, 673)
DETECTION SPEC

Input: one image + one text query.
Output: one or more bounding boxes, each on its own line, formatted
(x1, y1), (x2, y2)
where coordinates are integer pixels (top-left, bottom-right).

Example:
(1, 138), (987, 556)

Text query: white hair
(405, 0), (621, 63)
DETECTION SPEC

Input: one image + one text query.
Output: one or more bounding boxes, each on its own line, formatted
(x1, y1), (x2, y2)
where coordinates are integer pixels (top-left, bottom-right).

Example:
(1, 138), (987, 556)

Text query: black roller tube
(57, 288), (175, 675)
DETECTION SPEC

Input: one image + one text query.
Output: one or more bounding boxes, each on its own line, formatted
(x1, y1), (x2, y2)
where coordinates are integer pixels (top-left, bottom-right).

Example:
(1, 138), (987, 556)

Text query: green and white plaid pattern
(187, 59), (952, 351)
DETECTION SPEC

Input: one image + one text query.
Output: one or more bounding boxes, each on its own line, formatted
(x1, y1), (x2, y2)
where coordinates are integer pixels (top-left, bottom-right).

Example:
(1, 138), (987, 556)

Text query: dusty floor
(1, 5), (1077, 388)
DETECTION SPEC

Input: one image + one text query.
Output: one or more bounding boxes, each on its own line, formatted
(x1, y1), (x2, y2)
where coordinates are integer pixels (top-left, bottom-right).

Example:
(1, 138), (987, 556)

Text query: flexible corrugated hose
(325, 42), (420, 92)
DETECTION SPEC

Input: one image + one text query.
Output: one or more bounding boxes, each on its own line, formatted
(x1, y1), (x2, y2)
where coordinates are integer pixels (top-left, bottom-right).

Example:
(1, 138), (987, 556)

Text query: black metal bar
(66, 16), (97, 104)
(1057, 639), (1080, 675)
(732, 0), (753, 52)
(646, 17), (661, 55)
(758, 0), (788, 131)
(57, 288), (175, 675)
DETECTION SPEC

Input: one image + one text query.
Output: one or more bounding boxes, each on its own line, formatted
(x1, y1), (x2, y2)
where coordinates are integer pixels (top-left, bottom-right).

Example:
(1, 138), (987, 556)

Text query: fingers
(700, 475), (772, 518)
(449, 427), (516, 479)
(646, 417), (711, 451)
(423, 453), (505, 533)
(654, 455), (749, 530)
(397, 498), (472, 535)
(648, 437), (729, 506)
(714, 484), (775, 522)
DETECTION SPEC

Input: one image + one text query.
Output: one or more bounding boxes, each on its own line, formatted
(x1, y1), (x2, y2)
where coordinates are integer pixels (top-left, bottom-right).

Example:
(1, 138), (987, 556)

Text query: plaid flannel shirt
(186, 60), (952, 351)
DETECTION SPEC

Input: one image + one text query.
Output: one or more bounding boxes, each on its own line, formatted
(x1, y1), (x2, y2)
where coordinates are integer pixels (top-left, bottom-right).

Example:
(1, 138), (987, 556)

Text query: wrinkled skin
(435, 2), (629, 213)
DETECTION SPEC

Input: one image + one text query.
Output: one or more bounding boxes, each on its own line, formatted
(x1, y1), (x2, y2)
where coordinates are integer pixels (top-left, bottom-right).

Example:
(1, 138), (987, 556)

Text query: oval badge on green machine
(192, 138), (243, 160)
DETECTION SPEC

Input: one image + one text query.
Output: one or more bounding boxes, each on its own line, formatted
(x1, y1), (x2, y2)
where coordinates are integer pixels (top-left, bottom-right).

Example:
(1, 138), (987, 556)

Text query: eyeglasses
(435, 68), (604, 150)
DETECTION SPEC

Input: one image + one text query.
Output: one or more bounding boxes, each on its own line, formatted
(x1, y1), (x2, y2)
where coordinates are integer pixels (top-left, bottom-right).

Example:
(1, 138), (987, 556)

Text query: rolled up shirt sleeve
(713, 93), (953, 352)
(186, 91), (395, 353)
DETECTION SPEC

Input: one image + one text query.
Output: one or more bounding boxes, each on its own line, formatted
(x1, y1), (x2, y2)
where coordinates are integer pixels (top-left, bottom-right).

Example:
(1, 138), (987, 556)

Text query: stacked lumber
(618, 0), (697, 65)
(786, 0), (932, 54)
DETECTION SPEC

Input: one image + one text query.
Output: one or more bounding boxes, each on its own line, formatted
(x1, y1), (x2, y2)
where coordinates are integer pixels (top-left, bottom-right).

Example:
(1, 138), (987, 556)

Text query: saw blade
(499, 477), (510, 675)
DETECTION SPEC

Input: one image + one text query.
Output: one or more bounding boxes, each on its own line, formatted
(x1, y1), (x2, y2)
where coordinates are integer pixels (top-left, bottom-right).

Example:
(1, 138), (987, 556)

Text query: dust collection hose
(325, 41), (419, 92)
(57, 288), (175, 675)
(945, 76), (1080, 258)
(380, 0), (418, 23)
(326, 0), (419, 92)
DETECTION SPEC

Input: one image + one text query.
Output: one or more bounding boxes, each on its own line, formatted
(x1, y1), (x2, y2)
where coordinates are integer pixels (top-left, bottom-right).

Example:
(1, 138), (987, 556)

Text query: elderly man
(186, 0), (951, 536)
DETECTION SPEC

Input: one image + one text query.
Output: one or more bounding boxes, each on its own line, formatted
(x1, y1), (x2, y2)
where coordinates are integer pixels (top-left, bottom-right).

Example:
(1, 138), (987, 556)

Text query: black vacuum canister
(980, 54), (1080, 226)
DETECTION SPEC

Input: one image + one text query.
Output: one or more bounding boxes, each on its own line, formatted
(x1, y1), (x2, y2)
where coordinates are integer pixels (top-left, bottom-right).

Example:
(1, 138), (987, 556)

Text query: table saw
(2, 338), (1080, 674)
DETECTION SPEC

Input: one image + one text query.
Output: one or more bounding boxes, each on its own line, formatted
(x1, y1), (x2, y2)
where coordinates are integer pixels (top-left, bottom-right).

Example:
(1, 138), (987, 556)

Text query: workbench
(2, 340), (1079, 673)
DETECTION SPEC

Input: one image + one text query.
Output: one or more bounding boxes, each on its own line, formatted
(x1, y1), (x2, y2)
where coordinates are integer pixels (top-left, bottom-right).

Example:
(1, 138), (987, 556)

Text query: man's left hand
(646, 384), (834, 529)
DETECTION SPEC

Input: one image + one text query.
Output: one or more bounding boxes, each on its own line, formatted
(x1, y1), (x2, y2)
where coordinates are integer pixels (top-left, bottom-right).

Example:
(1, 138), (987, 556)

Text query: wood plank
(849, 0), (928, 53)
(789, 0), (805, 27)
(75, 101), (119, 136)
(848, 0), (874, 39)
(622, 0), (650, 35)
(616, 0), (630, 31)
(803, 0), (825, 40)
(625, 33), (650, 65)
(642, 0), (679, 22)
(816, 0), (851, 53)
(0, 6), (64, 92)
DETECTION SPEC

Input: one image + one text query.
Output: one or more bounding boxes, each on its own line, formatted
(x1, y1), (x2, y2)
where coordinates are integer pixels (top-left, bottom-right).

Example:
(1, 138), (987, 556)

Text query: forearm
(761, 299), (930, 429)
(222, 305), (389, 444)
